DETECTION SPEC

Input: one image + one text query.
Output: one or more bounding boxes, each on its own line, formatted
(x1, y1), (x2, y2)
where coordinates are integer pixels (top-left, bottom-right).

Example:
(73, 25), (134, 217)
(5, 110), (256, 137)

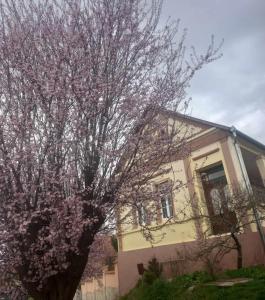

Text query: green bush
(225, 265), (265, 279)
(172, 271), (213, 289)
(120, 279), (172, 300)
(141, 257), (163, 285)
(146, 257), (163, 278)
(147, 279), (172, 300)
(120, 266), (265, 300)
(142, 270), (157, 285)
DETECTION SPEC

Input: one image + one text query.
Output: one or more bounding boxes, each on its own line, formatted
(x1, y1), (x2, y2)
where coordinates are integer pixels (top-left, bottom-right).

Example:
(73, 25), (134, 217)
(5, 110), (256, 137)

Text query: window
(158, 181), (173, 219)
(200, 164), (237, 235)
(161, 193), (173, 218)
(138, 205), (147, 225)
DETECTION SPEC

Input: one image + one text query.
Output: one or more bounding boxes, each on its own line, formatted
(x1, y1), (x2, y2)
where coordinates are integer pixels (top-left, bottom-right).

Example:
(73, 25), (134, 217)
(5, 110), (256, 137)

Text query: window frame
(157, 180), (174, 220)
(200, 163), (237, 235)
(137, 205), (147, 226)
(161, 193), (173, 219)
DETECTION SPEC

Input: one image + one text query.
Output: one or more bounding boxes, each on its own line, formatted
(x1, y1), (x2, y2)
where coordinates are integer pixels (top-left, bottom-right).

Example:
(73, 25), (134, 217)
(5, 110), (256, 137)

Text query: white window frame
(161, 193), (173, 219)
(138, 205), (147, 225)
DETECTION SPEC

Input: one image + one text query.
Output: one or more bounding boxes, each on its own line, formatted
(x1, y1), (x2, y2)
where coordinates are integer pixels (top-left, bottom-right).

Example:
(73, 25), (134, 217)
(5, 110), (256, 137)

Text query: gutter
(230, 126), (265, 253)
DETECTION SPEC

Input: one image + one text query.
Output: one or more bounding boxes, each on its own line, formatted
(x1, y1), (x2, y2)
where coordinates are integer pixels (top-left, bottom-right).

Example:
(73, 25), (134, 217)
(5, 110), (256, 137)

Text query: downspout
(230, 126), (265, 253)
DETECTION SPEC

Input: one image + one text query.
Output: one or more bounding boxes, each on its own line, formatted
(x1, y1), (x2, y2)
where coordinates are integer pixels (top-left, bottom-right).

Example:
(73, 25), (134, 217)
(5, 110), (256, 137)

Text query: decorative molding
(192, 148), (219, 161)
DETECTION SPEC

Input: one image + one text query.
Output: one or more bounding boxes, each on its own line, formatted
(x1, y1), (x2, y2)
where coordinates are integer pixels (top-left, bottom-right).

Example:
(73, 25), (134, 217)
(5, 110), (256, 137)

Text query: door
(201, 164), (237, 235)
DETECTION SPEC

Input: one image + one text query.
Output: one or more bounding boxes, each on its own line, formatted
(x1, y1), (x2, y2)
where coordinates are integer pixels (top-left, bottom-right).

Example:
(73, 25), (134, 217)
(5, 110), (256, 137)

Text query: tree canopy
(0, 0), (220, 299)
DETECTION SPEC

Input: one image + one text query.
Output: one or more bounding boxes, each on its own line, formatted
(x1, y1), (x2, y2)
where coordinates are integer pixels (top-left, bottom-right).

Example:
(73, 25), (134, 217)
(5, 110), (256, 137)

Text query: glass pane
(161, 198), (167, 218)
(201, 164), (226, 182)
(161, 196), (173, 218)
(138, 206), (146, 225)
(210, 188), (223, 214)
(162, 206), (168, 218)
(168, 201), (173, 217)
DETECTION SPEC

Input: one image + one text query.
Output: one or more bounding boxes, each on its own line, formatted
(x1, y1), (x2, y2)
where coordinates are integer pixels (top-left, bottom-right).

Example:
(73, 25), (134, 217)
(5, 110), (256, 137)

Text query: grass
(120, 266), (265, 300)
(186, 279), (265, 300)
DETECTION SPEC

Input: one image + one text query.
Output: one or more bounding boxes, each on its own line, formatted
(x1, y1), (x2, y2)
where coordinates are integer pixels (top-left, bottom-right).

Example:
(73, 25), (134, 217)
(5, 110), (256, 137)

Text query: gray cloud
(162, 0), (265, 143)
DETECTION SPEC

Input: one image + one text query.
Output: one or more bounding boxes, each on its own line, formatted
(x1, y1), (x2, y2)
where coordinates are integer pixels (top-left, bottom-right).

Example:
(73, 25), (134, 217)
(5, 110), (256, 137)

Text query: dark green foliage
(146, 257), (163, 278)
(120, 266), (265, 300)
(142, 271), (158, 285)
(111, 235), (118, 252)
(141, 257), (163, 285)
(146, 279), (173, 300)
(172, 271), (214, 289)
(224, 265), (265, 280)
(120, 279), (173, 300)
(105, 256), (116, 271)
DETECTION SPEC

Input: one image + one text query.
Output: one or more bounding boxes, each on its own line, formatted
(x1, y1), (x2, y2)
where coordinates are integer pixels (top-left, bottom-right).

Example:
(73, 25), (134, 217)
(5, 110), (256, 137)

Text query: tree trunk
(231, 232), (243, 269)
(28, 274), (81, 300)
(23, 252), (89, 300)
(20, 208), (102, 299)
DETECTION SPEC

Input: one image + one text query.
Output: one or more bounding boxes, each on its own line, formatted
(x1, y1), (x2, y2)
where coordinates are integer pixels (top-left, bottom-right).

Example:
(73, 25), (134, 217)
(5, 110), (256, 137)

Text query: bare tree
(185, 184), (265, 270)
(0, 0), (220, 298)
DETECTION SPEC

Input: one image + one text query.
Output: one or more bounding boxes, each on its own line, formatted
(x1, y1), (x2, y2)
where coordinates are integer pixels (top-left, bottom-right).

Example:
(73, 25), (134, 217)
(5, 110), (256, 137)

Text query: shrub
(225, 265), (265, 279)
(172, 271), (213, 289)
(147, 279), (172, 300)
(142, 271), (158, 285)
(141, 257), (163, 285)
(120, 266), (265, 300)
(146, 257), (163, 278)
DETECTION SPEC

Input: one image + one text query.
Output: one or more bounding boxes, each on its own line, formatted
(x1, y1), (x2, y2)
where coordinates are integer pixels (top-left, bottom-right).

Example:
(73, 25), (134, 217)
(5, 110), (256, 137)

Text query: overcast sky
(161, 0), (265, 144)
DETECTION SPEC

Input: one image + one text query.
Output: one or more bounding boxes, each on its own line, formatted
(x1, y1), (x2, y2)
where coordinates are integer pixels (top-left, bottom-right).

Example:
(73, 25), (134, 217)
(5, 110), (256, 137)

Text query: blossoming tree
(0, 0), (220, 299)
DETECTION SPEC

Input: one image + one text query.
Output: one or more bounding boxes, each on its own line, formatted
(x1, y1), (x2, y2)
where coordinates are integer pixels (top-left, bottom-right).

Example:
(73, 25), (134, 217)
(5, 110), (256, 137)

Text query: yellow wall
(120, 133), (232, 251)
(256, 156), (265, 182)
(120, 136), (234, 251)
(233, 142), (265, 232)
(81, 264), (119, 300)
(168, 117), (204, 140)
(122, 221), (196, 251)
(120, 159), (197, 251)
(226, 137), (247, 184)
(256, 156), (265, 228)
(119, 124), (265, 253)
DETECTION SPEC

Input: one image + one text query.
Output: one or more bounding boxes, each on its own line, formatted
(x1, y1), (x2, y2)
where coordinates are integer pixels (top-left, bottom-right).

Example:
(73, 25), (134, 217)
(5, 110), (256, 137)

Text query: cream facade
(117, 112), (265, 296)
(78, 264), (119, 300)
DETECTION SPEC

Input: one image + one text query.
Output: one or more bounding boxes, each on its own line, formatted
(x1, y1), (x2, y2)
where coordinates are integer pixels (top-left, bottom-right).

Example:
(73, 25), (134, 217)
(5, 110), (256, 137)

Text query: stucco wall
(120, 159), (198, 251)
(81, 264), (119, 300)
(118, 231), (265, 296)
(117, 123), (265, 296)
(120, 137), (235, 251)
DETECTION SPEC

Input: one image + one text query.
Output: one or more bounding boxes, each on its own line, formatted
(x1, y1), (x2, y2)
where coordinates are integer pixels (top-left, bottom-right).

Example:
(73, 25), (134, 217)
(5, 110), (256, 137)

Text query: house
(117, 111), (265, 296)
(79, 263), (119, 300)
(78, 235), (119, 300)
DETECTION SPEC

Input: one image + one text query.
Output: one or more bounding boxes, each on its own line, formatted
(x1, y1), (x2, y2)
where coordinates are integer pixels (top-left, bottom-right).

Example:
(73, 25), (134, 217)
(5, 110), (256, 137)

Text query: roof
(162, 109), (265, 152)
(234, 129), (265, 152)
